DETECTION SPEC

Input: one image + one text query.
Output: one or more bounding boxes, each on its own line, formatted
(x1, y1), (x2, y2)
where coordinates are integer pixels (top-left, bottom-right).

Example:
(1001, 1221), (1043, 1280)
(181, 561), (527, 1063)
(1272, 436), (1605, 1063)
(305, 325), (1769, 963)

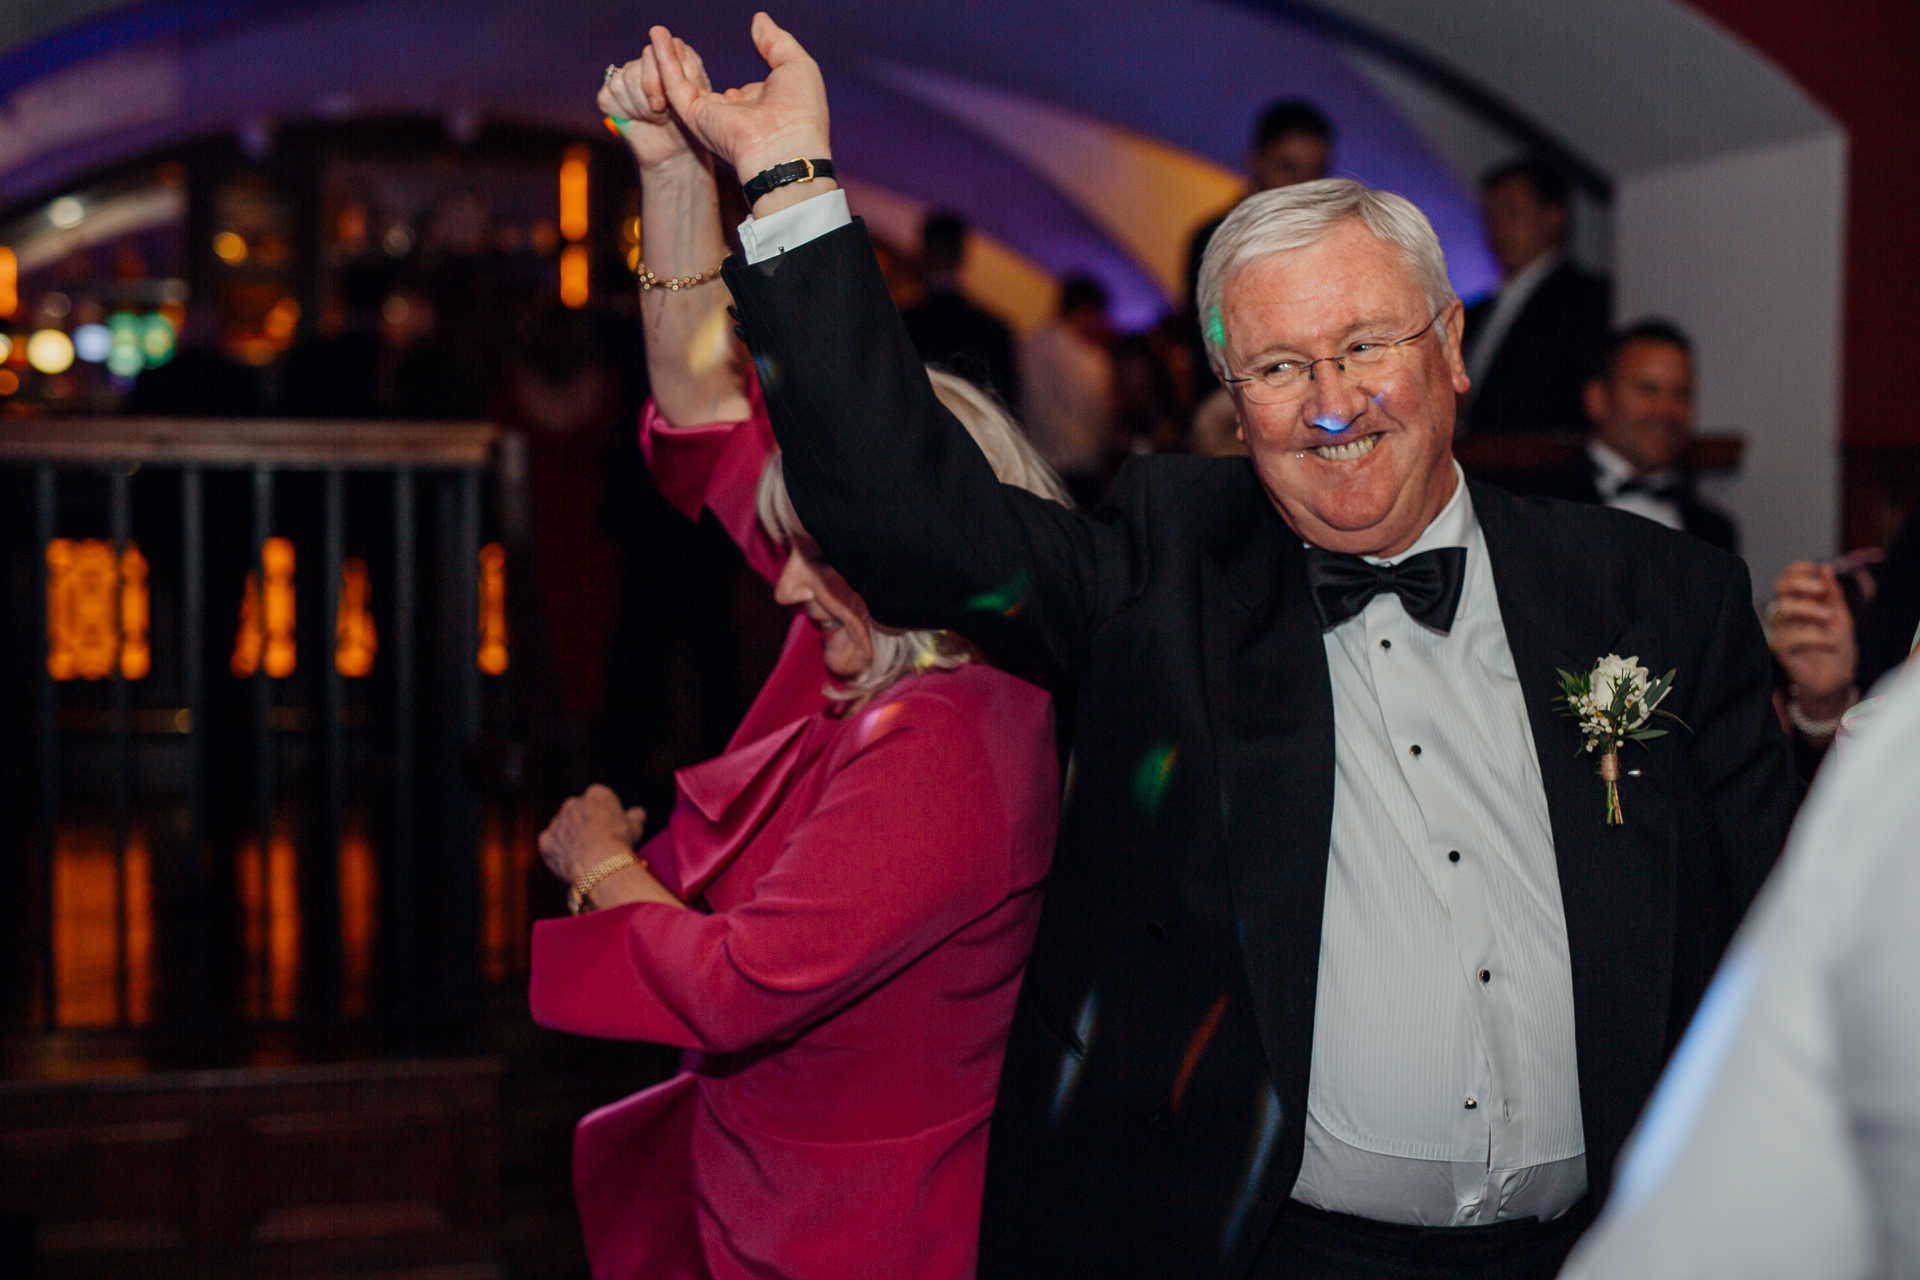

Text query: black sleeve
(1691, 556), (1804, 915)
(724, 220), (1142, 693)
(1859, 504), (1920, 691)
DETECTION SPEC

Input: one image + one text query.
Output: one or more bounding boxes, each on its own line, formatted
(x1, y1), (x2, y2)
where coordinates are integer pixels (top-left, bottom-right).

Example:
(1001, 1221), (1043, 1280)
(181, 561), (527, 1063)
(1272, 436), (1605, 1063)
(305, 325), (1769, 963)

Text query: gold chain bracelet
(635, 261), (724, 292)
(568, 851), (641, 914)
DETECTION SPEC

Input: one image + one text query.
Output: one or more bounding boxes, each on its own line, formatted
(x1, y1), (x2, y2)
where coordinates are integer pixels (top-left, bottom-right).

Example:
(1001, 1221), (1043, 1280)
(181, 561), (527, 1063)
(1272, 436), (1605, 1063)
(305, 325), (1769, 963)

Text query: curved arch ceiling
(0, 0), (1834, 331)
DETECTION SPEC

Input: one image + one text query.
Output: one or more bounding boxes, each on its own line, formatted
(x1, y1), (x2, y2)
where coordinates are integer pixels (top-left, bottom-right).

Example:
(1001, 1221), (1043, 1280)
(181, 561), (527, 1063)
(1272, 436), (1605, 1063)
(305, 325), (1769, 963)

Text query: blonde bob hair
(1196, 177), (1458, 379)
(755, 367), (1069, 699)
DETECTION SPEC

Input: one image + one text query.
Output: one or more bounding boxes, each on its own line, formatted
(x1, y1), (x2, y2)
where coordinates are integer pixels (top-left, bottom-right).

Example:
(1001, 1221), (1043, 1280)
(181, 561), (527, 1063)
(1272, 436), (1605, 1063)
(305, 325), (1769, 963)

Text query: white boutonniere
(1553, 655), (1685, 824)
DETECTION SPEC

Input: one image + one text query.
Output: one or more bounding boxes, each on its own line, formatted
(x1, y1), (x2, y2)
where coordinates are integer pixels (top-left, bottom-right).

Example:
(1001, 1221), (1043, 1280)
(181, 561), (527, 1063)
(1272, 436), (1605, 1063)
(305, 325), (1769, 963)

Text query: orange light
(0, 247), (15, 317)
(119, 544), (150, 680)
(52, 823), (155, 1028)
(262, 295), (301, 345)
(335, 556), (378, 677)
(478, 542), (509, 673)
(559, 243), (590, 309)
(339, 827), (378, 1017)
(237, 825), (301, 1021)
(47, 538), (129, 681)
(559, 144), (590, 242)
(232, 537), (296, 678)
(0, 369), (17, 396)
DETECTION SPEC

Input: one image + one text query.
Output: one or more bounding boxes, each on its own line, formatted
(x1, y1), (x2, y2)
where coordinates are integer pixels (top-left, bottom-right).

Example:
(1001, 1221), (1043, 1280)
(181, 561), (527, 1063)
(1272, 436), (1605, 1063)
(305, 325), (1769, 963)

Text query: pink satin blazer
(529, 391), (1059, 1280)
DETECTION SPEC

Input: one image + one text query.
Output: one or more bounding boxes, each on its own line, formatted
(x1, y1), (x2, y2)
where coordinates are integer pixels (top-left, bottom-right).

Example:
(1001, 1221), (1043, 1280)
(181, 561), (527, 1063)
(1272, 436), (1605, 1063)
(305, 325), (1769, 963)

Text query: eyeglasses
(1222, 312), (1444, 406)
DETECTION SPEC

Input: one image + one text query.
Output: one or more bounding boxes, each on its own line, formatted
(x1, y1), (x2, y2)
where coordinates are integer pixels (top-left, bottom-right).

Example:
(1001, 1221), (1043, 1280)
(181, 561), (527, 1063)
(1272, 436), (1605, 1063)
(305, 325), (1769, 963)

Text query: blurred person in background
(1559, 656), (1920, 1280)
(124, 305), (262, 416)
(1520, 321), (1736, 553)
(1185, 100), (1335, 313)
(1461, 157), (1609, 435)
(903, 210), (1020, 406)
(1020, 273), (1113, 507)
(1762, 500), (1920, 778)
(280, 262), (386, 417)
(500, 305), (626, 791)
(529, 41), (1069, 1280)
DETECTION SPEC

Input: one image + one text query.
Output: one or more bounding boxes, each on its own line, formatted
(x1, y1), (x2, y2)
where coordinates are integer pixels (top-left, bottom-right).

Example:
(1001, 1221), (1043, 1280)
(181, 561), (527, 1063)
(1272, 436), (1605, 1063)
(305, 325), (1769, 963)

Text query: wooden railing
(1453, 430), (1745, 477)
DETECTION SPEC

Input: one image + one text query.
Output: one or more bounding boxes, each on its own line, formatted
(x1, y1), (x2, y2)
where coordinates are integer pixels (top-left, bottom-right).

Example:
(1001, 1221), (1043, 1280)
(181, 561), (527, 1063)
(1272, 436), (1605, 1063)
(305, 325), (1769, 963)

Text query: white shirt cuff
(738, 189), (852, 264)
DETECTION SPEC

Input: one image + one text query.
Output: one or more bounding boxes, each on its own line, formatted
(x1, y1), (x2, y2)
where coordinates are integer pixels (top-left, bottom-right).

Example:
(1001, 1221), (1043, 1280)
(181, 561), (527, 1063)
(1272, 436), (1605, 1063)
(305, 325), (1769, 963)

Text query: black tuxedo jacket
(1463, 260), (1610, 435)
(1514, 459), (1739, 555)
(725, 222), (1797, 1277)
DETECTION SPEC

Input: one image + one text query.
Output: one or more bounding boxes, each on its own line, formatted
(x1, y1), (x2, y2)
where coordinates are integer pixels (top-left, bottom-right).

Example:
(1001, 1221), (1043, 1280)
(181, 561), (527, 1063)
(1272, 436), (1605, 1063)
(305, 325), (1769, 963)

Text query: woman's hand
(601, 40), (712, 175)
(539, 784), (646, 886)
(649, 13), (833, 213)
(1767, 560), (1858, 722)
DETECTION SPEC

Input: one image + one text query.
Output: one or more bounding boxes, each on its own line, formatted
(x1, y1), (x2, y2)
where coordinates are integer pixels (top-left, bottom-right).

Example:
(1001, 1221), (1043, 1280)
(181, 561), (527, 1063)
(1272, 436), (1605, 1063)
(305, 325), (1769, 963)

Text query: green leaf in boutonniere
(1552, 655), (1685, 824)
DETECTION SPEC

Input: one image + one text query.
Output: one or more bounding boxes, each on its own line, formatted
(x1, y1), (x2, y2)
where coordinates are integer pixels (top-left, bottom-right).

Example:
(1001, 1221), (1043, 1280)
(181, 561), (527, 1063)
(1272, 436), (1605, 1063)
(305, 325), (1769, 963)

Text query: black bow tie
(1611, 474), (1687, 503)
(1305, 546), (1468, 633)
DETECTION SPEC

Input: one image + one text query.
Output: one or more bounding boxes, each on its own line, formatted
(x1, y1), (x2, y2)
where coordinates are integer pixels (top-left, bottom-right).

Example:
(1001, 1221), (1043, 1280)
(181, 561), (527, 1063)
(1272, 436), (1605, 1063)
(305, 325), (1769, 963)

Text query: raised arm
(603, 39), (747, 427)
(650, 16), (1133, 689)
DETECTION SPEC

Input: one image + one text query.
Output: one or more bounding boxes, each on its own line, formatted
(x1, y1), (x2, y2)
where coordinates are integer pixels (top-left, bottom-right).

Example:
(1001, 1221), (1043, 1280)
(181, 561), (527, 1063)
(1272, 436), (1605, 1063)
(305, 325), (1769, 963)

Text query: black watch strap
(742, 158), (836, 206)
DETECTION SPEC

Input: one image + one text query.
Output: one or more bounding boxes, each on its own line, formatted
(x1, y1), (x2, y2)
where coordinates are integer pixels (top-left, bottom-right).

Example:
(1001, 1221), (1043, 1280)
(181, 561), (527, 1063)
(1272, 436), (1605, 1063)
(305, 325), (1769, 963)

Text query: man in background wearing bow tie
(1527, 320), (1738, 553)
(649, 18), (1799, 1275)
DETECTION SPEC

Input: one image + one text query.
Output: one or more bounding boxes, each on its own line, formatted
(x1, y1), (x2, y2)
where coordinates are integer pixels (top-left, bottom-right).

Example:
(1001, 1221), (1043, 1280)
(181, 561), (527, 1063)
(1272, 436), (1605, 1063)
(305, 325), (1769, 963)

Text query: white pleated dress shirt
(739, 196), (1587, 1226)
(1291, 467), (1586, 1227)
(1588, 439), (1686, 534)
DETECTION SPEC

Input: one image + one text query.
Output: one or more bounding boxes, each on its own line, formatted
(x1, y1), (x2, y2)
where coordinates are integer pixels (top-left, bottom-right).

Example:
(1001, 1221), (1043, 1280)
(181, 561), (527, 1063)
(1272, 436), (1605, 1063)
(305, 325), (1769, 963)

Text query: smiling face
(1221, 218), (1468, 558)
(1585, 337), (1694, 476)
(773, 540), (875, 680)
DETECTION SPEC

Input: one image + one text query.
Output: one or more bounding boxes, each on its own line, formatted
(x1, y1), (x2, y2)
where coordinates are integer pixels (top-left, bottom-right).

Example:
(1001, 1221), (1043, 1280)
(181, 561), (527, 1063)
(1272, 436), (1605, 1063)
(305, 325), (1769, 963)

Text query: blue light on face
(1314, 414), (1354, 433)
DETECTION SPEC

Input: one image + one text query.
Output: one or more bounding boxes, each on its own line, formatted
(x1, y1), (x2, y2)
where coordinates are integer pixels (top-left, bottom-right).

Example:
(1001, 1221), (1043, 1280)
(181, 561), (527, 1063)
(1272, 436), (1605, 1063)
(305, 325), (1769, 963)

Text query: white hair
(1195, 178), (1458, 377)
(756, 367), (1069, 699)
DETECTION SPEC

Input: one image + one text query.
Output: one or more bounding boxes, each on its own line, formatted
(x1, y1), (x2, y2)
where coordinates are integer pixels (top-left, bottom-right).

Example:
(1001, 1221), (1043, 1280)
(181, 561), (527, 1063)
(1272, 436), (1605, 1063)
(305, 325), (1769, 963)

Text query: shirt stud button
(1380, 638), (1392, 651)
(1448, 850), (1460, 863)
(1465, 1098), (1478, 1110)
(1409, 744), (1422, 757)
(1480, 969), (1491, 983)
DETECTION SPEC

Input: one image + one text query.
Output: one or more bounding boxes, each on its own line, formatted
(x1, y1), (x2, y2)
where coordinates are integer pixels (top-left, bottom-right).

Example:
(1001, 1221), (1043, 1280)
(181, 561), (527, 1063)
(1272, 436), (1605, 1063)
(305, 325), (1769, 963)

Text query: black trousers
(1255, 1198), (1595, 1280)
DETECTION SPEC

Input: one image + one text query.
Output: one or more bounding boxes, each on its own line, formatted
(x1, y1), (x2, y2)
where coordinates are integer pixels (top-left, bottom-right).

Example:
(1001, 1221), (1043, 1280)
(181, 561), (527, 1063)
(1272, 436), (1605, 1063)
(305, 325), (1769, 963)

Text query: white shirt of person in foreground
(1559, 662), (1920, 1278)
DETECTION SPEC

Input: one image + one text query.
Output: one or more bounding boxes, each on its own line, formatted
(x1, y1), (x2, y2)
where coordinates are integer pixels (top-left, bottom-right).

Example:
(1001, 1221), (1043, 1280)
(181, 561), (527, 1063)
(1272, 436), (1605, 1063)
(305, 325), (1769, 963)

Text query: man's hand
(1767, 560), (1857, 721)
(650, 14), (834, 215)
(538, 784), (646, 886)
(600, 40), (714, 174)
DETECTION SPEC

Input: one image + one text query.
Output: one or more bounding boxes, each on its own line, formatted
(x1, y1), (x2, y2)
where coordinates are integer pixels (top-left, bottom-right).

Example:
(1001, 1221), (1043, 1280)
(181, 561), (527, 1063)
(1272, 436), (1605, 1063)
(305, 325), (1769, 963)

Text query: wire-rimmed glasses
(1222, 311), (1444, 406)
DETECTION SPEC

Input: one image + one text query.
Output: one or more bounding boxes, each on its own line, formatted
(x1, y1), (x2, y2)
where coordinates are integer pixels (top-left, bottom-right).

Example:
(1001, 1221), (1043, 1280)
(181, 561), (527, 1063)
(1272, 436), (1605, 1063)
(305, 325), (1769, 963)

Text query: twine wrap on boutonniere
(1553, 654), (1686, 824)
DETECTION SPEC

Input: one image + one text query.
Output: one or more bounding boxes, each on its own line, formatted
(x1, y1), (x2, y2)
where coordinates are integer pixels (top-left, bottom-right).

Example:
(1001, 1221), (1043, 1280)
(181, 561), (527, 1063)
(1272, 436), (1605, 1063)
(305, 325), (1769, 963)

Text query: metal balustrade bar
(111, 469), (132, 1029)
(34, 465), (56, 1028)
(6, 418), (501, 1034)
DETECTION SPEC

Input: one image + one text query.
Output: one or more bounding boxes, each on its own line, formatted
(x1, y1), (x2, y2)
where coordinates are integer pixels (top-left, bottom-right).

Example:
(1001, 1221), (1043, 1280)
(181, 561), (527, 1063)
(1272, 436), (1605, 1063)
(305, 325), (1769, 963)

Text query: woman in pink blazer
(528, 41), (1067, 1280)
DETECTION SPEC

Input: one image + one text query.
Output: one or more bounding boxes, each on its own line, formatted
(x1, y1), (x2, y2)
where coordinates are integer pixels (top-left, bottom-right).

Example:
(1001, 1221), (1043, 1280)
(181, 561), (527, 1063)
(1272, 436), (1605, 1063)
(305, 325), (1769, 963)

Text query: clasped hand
(607, 13), (833, 210)
(539, 783), (647, 886)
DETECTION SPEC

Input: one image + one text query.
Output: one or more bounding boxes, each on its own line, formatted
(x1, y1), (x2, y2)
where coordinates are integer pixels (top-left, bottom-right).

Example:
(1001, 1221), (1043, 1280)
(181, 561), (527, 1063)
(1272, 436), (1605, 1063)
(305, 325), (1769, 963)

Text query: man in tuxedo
(1462, 157), (1609, 434)
(651, 18), (1797, 1277)
(1522, 321), (1738, 553)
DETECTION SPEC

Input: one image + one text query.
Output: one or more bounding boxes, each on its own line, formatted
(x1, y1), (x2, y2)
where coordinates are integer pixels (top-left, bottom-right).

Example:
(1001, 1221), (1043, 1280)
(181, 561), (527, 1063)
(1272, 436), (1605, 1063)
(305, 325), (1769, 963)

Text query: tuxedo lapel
(1471, 481), (1680, 1189)
(1199, 491), (1336, 1130)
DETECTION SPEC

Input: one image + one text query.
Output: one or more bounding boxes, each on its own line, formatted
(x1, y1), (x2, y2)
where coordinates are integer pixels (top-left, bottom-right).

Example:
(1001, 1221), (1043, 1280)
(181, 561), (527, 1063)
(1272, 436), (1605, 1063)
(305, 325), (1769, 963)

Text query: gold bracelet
(635, 261), (723, 292)
(568, 851), (641, 914)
